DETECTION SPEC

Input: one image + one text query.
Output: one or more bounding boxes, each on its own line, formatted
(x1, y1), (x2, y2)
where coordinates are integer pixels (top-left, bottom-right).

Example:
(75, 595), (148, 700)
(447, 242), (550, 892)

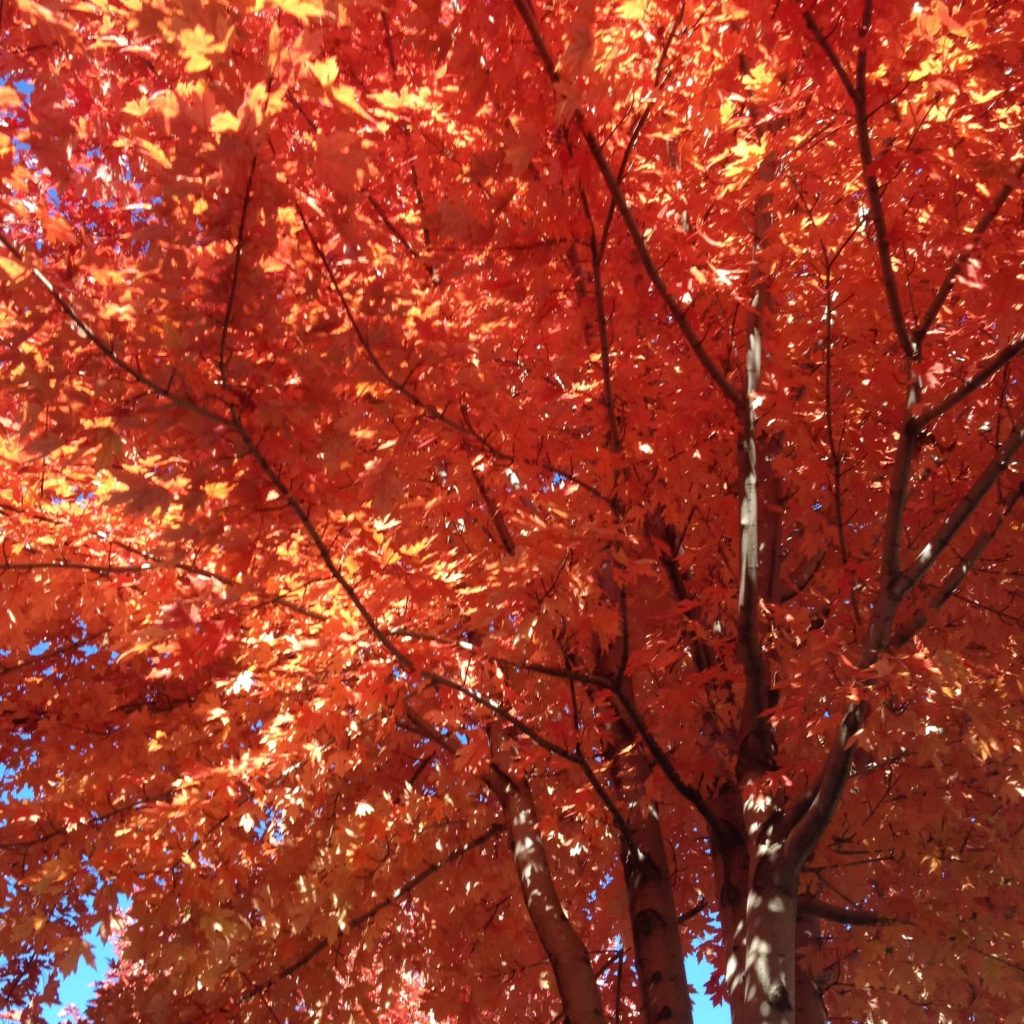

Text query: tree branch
(240, 823), (505, 1004)
(820, 256), (851, 568)
(230, 410), (413, 667)
(787, 414), (1024, 868)
(0, 500), (329, 622)
(217, 148), (259, 384)
(801, 12), (858, 102)
(780, 704), (862, 880)
(423, 674), (582, 767)
(804, 8), (914, 359)
(910, 166), (1023, 355)
(468, 465), (517, 556)
(894, 413), (1024, 602)
(492, 773), (606, 1024)
(586, 215), (621, 456)
(891, 483), (1024, 647)
(509, 0), (743, 413)
(292, 198), (615, 507)
(0, 230), (231, 426)
(678, 897), (708, 925)
(386, 628), (613, 688)
(736, 99), (778, 772)
(914, 335), (1024, 429)
(797, 896), (898, 927)
(607, 688), (724, 845)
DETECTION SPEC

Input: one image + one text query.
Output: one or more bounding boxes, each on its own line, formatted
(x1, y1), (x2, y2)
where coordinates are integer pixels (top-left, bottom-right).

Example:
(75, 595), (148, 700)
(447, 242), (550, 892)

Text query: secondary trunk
(606, 720), (694, 1024)
(794, 964), (827, 1024)
(620, 803), (694, 1024)
(498, 773), (606, 1024)
(794, 906), (827, 1024)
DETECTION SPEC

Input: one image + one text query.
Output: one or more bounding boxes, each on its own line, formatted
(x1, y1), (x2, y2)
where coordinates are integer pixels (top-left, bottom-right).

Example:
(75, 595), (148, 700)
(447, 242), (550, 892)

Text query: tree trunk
(795, 905), (827, 1024)
(718, 844), (750, 1015)
(497, 773), (606, 1024)
(620, 803), (694, 1024)
(735, 883), (798, 1024)
(721, 792), (801, 1024)
(794, 964), (827, 1024)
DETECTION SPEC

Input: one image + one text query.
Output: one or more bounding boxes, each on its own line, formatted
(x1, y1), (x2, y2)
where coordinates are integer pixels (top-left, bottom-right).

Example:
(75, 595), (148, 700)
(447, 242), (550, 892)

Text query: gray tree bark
(496, 773), (606, 1024)
(620, 802), (694, 1024)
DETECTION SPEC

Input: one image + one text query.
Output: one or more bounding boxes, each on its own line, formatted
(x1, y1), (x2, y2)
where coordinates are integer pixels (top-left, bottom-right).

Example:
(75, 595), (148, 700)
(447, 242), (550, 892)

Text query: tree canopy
(1, 1), (1023, 1023)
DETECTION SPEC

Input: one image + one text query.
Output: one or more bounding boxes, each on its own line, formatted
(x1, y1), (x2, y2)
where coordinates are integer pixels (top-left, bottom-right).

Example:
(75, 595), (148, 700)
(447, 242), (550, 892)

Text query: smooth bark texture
(795, 914), (828, 1024)
(619, 804), (693, 1024)
(794, 966), (827, 1024)
(497, 775), (606, 1024)
(737, 884), (798, 1024)
(605, 692), (694, 1024)
(722, 796), (802, 1024)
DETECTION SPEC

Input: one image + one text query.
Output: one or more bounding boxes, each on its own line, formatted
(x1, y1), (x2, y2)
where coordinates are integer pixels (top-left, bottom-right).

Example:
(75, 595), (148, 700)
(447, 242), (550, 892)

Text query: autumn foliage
(1, 1), (1023, 1022)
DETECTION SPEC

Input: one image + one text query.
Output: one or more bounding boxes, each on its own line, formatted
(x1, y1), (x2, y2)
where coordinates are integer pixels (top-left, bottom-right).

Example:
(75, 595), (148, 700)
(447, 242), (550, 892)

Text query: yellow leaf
(0, 255), (27, 280)
(210, 109), (241, 133)
(136, 138), (172, 169)
(399, 537), (433, 558)
(178, 26), (216, 73)
(309, 57), (340, 88)
(0, 85), (23, 108)
(616, 0), (646, 19)
(909, 55), (942, 81)
(122, 97), (149, 117)
(331, 84), (374, 122)
(203, 480), (233, 500)
(969, 87), (1002, 104)
(723, 136), (765, 179)
(256, 0), (328, 23)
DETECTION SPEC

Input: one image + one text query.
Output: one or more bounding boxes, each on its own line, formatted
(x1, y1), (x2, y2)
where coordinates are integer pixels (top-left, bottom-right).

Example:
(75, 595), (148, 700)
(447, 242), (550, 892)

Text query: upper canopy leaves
(1, 1), (1022, 1021)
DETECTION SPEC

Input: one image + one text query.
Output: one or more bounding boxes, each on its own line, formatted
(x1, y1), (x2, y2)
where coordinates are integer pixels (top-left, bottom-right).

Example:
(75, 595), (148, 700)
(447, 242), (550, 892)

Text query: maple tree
(1, 0), (1023, 1022)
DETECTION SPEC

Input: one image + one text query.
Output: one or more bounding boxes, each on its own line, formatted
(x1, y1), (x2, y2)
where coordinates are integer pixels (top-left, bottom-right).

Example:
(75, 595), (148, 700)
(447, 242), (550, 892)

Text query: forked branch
(914, 335), (1024, 428)
(0, 229), (231, 426)
(509, 0), (743, 413)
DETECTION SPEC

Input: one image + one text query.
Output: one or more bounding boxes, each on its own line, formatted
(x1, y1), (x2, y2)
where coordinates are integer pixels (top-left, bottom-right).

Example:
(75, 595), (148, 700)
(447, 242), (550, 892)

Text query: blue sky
(42, 932), (115, 1024)
(690, 955), (731, 1023)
